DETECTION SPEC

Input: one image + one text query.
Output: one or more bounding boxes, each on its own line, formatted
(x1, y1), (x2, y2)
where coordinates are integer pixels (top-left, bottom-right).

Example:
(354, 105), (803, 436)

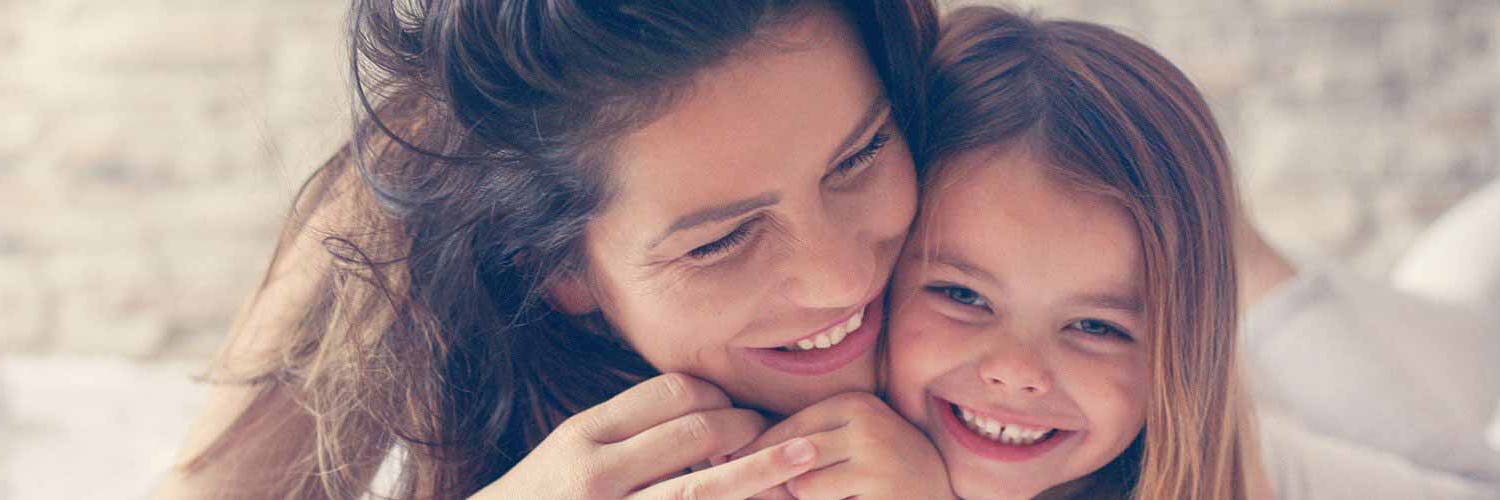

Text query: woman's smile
(742, 295), (884, 375)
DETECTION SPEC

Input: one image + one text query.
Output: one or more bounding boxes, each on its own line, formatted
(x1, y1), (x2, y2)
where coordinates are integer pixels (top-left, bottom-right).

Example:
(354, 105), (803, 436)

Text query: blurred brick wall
(1, 1), (347, 357)
(1005, 0), (1500, 270)
(3, 0), (1497, 358)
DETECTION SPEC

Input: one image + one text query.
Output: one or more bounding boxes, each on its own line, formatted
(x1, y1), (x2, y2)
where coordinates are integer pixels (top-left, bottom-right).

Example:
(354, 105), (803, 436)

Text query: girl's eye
(931, 285), (988, 308)
(829, 131), (891, 179)
(686, 220), (755, 260)
(1068, 319), (1133, 341)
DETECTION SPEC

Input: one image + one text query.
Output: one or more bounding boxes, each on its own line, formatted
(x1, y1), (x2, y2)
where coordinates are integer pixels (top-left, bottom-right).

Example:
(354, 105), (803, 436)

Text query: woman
(156, 1), (940, 498)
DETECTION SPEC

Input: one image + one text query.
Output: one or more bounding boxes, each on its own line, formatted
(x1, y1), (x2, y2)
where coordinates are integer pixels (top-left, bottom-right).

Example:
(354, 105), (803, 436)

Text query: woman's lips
(933, 395), (1074, 462)
(741, 296), (883, 375)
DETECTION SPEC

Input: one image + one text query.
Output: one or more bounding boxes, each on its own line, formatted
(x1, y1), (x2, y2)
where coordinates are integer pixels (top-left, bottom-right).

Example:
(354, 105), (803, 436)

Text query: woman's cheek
(870, 142), (919, 238)
(608, 282), (720, 368)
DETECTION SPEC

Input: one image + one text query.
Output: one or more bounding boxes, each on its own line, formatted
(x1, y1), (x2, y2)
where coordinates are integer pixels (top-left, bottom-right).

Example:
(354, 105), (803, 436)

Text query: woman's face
(885, 149), (1149, 500)
(556, 8), (916, 416)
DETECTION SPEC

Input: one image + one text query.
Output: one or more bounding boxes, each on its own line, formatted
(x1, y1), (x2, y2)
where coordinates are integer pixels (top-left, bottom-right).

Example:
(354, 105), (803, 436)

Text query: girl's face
(886, 148), (1149, 500)
(556, 8), (916, 416)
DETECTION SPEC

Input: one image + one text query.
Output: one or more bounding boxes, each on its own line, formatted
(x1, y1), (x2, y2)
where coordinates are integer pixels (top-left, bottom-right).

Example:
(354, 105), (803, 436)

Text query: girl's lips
(933, 395), (1075, 462)
(741, 296), (883, 375)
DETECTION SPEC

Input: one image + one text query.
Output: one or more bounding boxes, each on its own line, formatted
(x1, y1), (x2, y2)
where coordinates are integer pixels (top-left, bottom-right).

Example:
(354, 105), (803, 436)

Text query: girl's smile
(932, 395), (1080, 462)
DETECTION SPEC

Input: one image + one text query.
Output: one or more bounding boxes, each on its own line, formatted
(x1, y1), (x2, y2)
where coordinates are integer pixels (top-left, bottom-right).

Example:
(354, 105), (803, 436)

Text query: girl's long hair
(184, 1), (938, 498)
(923, 7), (1253, 499)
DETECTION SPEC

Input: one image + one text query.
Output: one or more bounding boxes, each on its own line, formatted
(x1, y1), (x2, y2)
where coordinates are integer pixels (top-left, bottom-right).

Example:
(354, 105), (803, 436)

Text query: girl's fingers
(731, 392), (883, 461)
(782, 461), (855, 500)
(746, 484), (797, 500)
(566, 373), (733, 444)
(740, 426), (860, 499)
(628, 437), (820, 500)
(605, 407), (769, 487)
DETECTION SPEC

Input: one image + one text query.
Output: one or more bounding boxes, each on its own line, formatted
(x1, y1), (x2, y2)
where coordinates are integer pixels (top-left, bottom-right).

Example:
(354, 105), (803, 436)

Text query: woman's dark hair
(188, 1), (938, 498)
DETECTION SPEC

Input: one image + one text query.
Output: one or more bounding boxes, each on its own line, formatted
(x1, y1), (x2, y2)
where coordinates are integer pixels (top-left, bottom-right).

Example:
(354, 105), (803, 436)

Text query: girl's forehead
(914, 148), (1144, 300)
(923, 148), (1115, 225)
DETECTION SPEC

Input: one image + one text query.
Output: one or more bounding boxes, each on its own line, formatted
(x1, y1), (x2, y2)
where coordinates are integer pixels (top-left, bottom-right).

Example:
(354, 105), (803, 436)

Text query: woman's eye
(1068, 319), (1132, 341)
(930, 285), (987, 308)
(686, 221), (754, 260)
(829, 131), (890, 179)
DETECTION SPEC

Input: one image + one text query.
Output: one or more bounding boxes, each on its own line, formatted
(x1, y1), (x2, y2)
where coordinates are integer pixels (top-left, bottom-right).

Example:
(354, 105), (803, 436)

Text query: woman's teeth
(781, 308), (864, 351)
(955, 404), (1056, 445)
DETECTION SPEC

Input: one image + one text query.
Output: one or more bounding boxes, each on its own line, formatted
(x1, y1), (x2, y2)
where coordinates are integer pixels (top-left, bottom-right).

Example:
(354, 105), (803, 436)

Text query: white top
(1245, 264), (1500, 498)
(1393, 179), (1500, 312)
(1259, 411), (1499, 500)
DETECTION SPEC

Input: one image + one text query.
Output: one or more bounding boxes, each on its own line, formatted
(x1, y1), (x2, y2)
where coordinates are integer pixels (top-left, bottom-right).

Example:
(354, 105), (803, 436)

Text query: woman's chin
(728, 353), (878, 417)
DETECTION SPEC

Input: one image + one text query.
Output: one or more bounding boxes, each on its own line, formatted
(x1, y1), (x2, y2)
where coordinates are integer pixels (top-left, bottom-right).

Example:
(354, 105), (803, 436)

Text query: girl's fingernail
(782, 438), (815, 465)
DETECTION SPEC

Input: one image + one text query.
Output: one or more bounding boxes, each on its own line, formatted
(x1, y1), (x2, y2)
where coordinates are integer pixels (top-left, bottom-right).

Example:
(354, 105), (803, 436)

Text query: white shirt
(1245, 264), (1500, 498)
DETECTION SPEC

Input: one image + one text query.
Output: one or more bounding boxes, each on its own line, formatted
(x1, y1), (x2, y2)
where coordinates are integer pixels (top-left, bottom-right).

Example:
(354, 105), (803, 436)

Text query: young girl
(885, 7), (1257, 498)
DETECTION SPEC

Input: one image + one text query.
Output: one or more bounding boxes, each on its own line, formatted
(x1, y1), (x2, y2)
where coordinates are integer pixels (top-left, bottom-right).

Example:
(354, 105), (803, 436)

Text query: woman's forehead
(592, 9), (886, 251)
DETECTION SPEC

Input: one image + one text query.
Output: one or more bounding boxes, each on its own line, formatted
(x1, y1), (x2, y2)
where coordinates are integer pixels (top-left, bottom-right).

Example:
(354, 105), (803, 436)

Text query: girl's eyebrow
(921, 249), (1001, 289)
(1064, 291), (1144, 315)
(922, 248), (1143, 314)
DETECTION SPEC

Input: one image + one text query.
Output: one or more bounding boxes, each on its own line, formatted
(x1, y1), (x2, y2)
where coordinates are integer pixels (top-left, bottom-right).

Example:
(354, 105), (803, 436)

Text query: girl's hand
(470, 373), (819, 500)
(733, 392), (956, 500)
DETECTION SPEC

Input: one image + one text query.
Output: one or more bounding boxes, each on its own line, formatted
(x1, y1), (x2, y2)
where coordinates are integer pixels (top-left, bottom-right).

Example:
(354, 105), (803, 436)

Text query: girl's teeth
(797, 339), (815, 350)
(1001, 425), (1024, 443)
(954, 404), (1056, 445)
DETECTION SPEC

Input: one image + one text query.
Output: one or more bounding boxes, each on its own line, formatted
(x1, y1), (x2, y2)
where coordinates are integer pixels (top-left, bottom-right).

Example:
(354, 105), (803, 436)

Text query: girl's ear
(546, 269), (599, 315)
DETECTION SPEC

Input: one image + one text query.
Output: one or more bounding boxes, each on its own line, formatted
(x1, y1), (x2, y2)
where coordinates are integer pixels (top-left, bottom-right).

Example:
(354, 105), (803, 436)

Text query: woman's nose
(778, 216), (875, 309)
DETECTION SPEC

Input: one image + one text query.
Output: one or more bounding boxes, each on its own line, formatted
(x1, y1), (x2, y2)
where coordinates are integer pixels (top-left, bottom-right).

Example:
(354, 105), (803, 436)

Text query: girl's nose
(976, 338), (1053, 396)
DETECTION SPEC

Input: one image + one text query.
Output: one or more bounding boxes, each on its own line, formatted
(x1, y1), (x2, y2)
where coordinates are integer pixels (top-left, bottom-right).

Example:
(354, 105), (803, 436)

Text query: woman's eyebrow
(824, 96), (891, 166)
(647, 192), (781, 250)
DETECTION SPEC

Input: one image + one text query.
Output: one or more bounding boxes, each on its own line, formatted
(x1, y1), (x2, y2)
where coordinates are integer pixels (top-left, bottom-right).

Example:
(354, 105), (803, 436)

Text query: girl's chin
(946, 465), (1052, 500)
(946, 460), (1098, 500)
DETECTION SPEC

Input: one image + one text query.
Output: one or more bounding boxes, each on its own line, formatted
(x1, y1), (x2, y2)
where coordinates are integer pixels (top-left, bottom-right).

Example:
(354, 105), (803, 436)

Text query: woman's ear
(546, 269), (599, 315)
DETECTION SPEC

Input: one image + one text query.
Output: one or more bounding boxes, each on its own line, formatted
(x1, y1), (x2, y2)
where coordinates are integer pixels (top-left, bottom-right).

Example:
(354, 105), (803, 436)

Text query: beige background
(3, 0), (1498, 498)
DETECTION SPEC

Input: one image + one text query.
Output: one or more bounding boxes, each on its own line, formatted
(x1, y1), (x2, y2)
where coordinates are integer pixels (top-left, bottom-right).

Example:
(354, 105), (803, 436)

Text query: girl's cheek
(889, 309), (962, 384)
(1065, 351), (1150, 430)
